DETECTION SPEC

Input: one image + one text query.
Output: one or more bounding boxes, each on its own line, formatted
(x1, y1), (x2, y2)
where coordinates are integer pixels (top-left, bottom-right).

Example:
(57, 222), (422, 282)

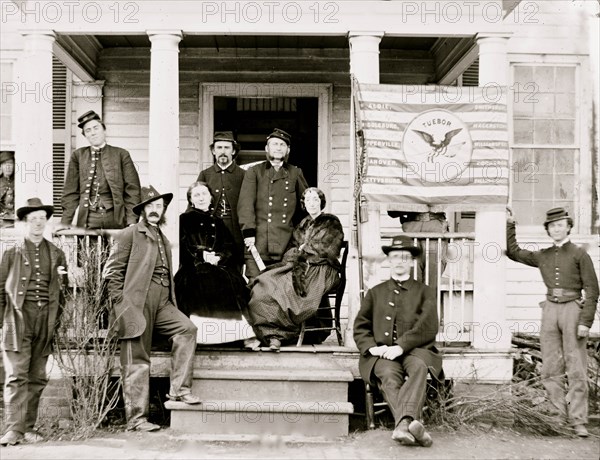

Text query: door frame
(199, 82), (333, 194)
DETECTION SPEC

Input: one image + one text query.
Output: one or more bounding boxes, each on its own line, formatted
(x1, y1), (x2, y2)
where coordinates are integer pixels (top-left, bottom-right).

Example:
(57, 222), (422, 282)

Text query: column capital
(20, 30), (56, 51)
(475, 32), (512, 43)
(348, 31), (385, 40)
(20, 29), (56, 38)
(147, 30), (183, 40)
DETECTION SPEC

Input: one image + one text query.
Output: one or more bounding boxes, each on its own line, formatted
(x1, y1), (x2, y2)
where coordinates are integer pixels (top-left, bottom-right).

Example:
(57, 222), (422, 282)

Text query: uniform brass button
(268, 219), (272, 223)
(268, 213), (272, 217)
(394, 289), (399, 294)
(388, 301), (394, 306)
(386, 316), (392, 320)
(18, 291), (23, 295)
(384, 332), (390, 336)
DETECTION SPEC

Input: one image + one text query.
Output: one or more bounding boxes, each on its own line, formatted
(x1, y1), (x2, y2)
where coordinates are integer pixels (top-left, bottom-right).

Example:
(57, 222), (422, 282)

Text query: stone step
(149, 348), (348, 377)
(166, 400), (353, 437)
(192, 368), (353, 402)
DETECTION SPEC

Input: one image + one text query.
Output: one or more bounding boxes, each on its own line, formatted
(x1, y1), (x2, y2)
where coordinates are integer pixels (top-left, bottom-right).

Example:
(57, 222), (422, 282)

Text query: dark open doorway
(214, 96), (319, 187)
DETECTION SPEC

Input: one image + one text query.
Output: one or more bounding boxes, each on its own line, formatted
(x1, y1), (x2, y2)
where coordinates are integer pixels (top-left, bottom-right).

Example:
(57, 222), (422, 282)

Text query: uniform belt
(547, 288), (580, 297)
(546, 288), (581, 303)
(413, 212), (445, 222)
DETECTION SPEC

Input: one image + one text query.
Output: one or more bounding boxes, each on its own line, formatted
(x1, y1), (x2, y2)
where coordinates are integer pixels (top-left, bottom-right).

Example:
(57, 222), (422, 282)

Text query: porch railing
(381, 231), (475, 345)
(52, 229), (120, 296)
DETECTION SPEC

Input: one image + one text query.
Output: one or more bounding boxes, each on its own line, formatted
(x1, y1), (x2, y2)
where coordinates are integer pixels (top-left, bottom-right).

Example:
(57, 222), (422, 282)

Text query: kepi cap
(77, 110), (102, 129)
(266, 128), (291, 146)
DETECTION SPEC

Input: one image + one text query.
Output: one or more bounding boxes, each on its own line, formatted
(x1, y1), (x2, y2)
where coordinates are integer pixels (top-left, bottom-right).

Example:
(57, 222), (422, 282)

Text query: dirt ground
(1, 425), (599, 460)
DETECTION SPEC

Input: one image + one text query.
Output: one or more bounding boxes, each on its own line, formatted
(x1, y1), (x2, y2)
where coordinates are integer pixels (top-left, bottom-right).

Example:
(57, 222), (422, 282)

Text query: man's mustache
(148, 212), (160, 218)
(267, 154), (285, 162)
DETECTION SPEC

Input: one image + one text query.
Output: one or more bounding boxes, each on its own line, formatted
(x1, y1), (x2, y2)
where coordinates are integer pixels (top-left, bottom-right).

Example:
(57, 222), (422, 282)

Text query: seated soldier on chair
(354, 235), (442, 447)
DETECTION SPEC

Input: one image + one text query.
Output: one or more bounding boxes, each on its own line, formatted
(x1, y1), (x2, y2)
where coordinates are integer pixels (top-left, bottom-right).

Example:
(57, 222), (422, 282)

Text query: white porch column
(72, 80), (105, 150)
(147, 31), (182, 251)
(15, 31), (55, 210)
(346, 32), (384, 347)
(472, 33), (511, 350)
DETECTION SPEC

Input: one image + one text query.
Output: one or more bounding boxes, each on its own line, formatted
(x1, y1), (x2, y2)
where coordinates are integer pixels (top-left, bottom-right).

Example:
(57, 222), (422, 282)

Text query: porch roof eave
(13, 1), (513, 37)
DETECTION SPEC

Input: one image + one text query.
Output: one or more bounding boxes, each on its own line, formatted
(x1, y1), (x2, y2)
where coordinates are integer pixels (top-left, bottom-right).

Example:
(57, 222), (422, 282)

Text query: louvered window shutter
(52, 57), (71, 218)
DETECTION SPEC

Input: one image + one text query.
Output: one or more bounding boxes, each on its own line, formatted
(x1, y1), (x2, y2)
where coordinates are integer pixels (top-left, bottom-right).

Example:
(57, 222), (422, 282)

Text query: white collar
(554, 238), (570, 247)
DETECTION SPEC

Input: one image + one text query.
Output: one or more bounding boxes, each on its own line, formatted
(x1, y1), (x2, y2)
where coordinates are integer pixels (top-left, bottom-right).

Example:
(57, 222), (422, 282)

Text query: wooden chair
(364, 369), (450, 429)
(296, 241), (349, 346)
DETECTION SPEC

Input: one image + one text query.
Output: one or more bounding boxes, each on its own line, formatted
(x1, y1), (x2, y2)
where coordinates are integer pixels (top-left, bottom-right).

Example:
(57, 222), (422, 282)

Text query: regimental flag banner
(354, 82), (509, 211)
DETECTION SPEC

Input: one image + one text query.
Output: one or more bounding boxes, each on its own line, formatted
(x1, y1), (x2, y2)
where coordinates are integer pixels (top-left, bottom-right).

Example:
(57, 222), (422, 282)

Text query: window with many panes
(510, 64), (578, 227)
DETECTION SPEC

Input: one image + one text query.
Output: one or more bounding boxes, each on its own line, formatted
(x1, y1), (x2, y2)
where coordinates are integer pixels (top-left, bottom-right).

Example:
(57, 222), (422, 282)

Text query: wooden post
(346, 32), (384, 347)
(472, 33), (512, 351)
(147, 31), (182, 266)
(15, 31), (55, 209)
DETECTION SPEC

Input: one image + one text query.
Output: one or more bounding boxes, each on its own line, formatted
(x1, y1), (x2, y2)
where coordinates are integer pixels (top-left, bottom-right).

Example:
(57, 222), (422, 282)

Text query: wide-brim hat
(0, 150), (15, 164)
(16, 197), (54, 221)
(544, 207), (571, 226)
(77, 110), (102, 129)
(266, 128), (291, 146)
(133, 185), (173, 216)
(382, 235), (421, 256)
(212, 131), (239, 148)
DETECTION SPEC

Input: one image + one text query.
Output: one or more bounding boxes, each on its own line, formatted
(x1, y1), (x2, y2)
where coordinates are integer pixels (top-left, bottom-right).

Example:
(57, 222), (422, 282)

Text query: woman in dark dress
(287, 187), (326, 251)
(247, 212), (344, 351)
(174, 181), (254, 344)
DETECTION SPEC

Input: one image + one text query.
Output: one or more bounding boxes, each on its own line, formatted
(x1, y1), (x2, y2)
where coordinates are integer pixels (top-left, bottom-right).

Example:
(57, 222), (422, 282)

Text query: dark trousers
(540, 300), (588, 425)
(220, 216), (244, 272)
(373, 355), (429, 427)
(86, 208), (120, 230)
(119, 282), (197, 429)
(2, 301), (51, 434)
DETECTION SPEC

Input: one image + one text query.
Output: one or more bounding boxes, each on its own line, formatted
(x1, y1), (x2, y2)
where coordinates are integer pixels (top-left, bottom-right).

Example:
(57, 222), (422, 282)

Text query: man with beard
(237, 129), (308, 279)
(197, 132), (245, 270)
(61, 110), (141, 230)
(103, 186), (200, 432)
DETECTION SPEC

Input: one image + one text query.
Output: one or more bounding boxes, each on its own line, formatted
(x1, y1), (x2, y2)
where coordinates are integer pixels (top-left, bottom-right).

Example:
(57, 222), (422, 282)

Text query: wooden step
(166, 400), (353, 437)
(149, 348), (349, 377)
(192, 368), (353, 402)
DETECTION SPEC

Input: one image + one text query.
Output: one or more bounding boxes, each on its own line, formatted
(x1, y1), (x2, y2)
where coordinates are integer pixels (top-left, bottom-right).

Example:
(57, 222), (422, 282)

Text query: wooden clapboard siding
(97, 46), (435, 223)
(505, 235), (600, 334)
(507, 1), (591, 55)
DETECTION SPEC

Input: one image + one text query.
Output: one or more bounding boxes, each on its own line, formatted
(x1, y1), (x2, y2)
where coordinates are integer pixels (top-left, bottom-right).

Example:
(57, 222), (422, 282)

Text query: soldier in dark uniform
(506, 207), (599, 438)
(237, 128), (308, 279)
(0, 198), (68, 446)
(0, 150), (15, 227)
(197, 131), (245, 270)
(354, 235), (442, 447)
(60, 110), (141, 230)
